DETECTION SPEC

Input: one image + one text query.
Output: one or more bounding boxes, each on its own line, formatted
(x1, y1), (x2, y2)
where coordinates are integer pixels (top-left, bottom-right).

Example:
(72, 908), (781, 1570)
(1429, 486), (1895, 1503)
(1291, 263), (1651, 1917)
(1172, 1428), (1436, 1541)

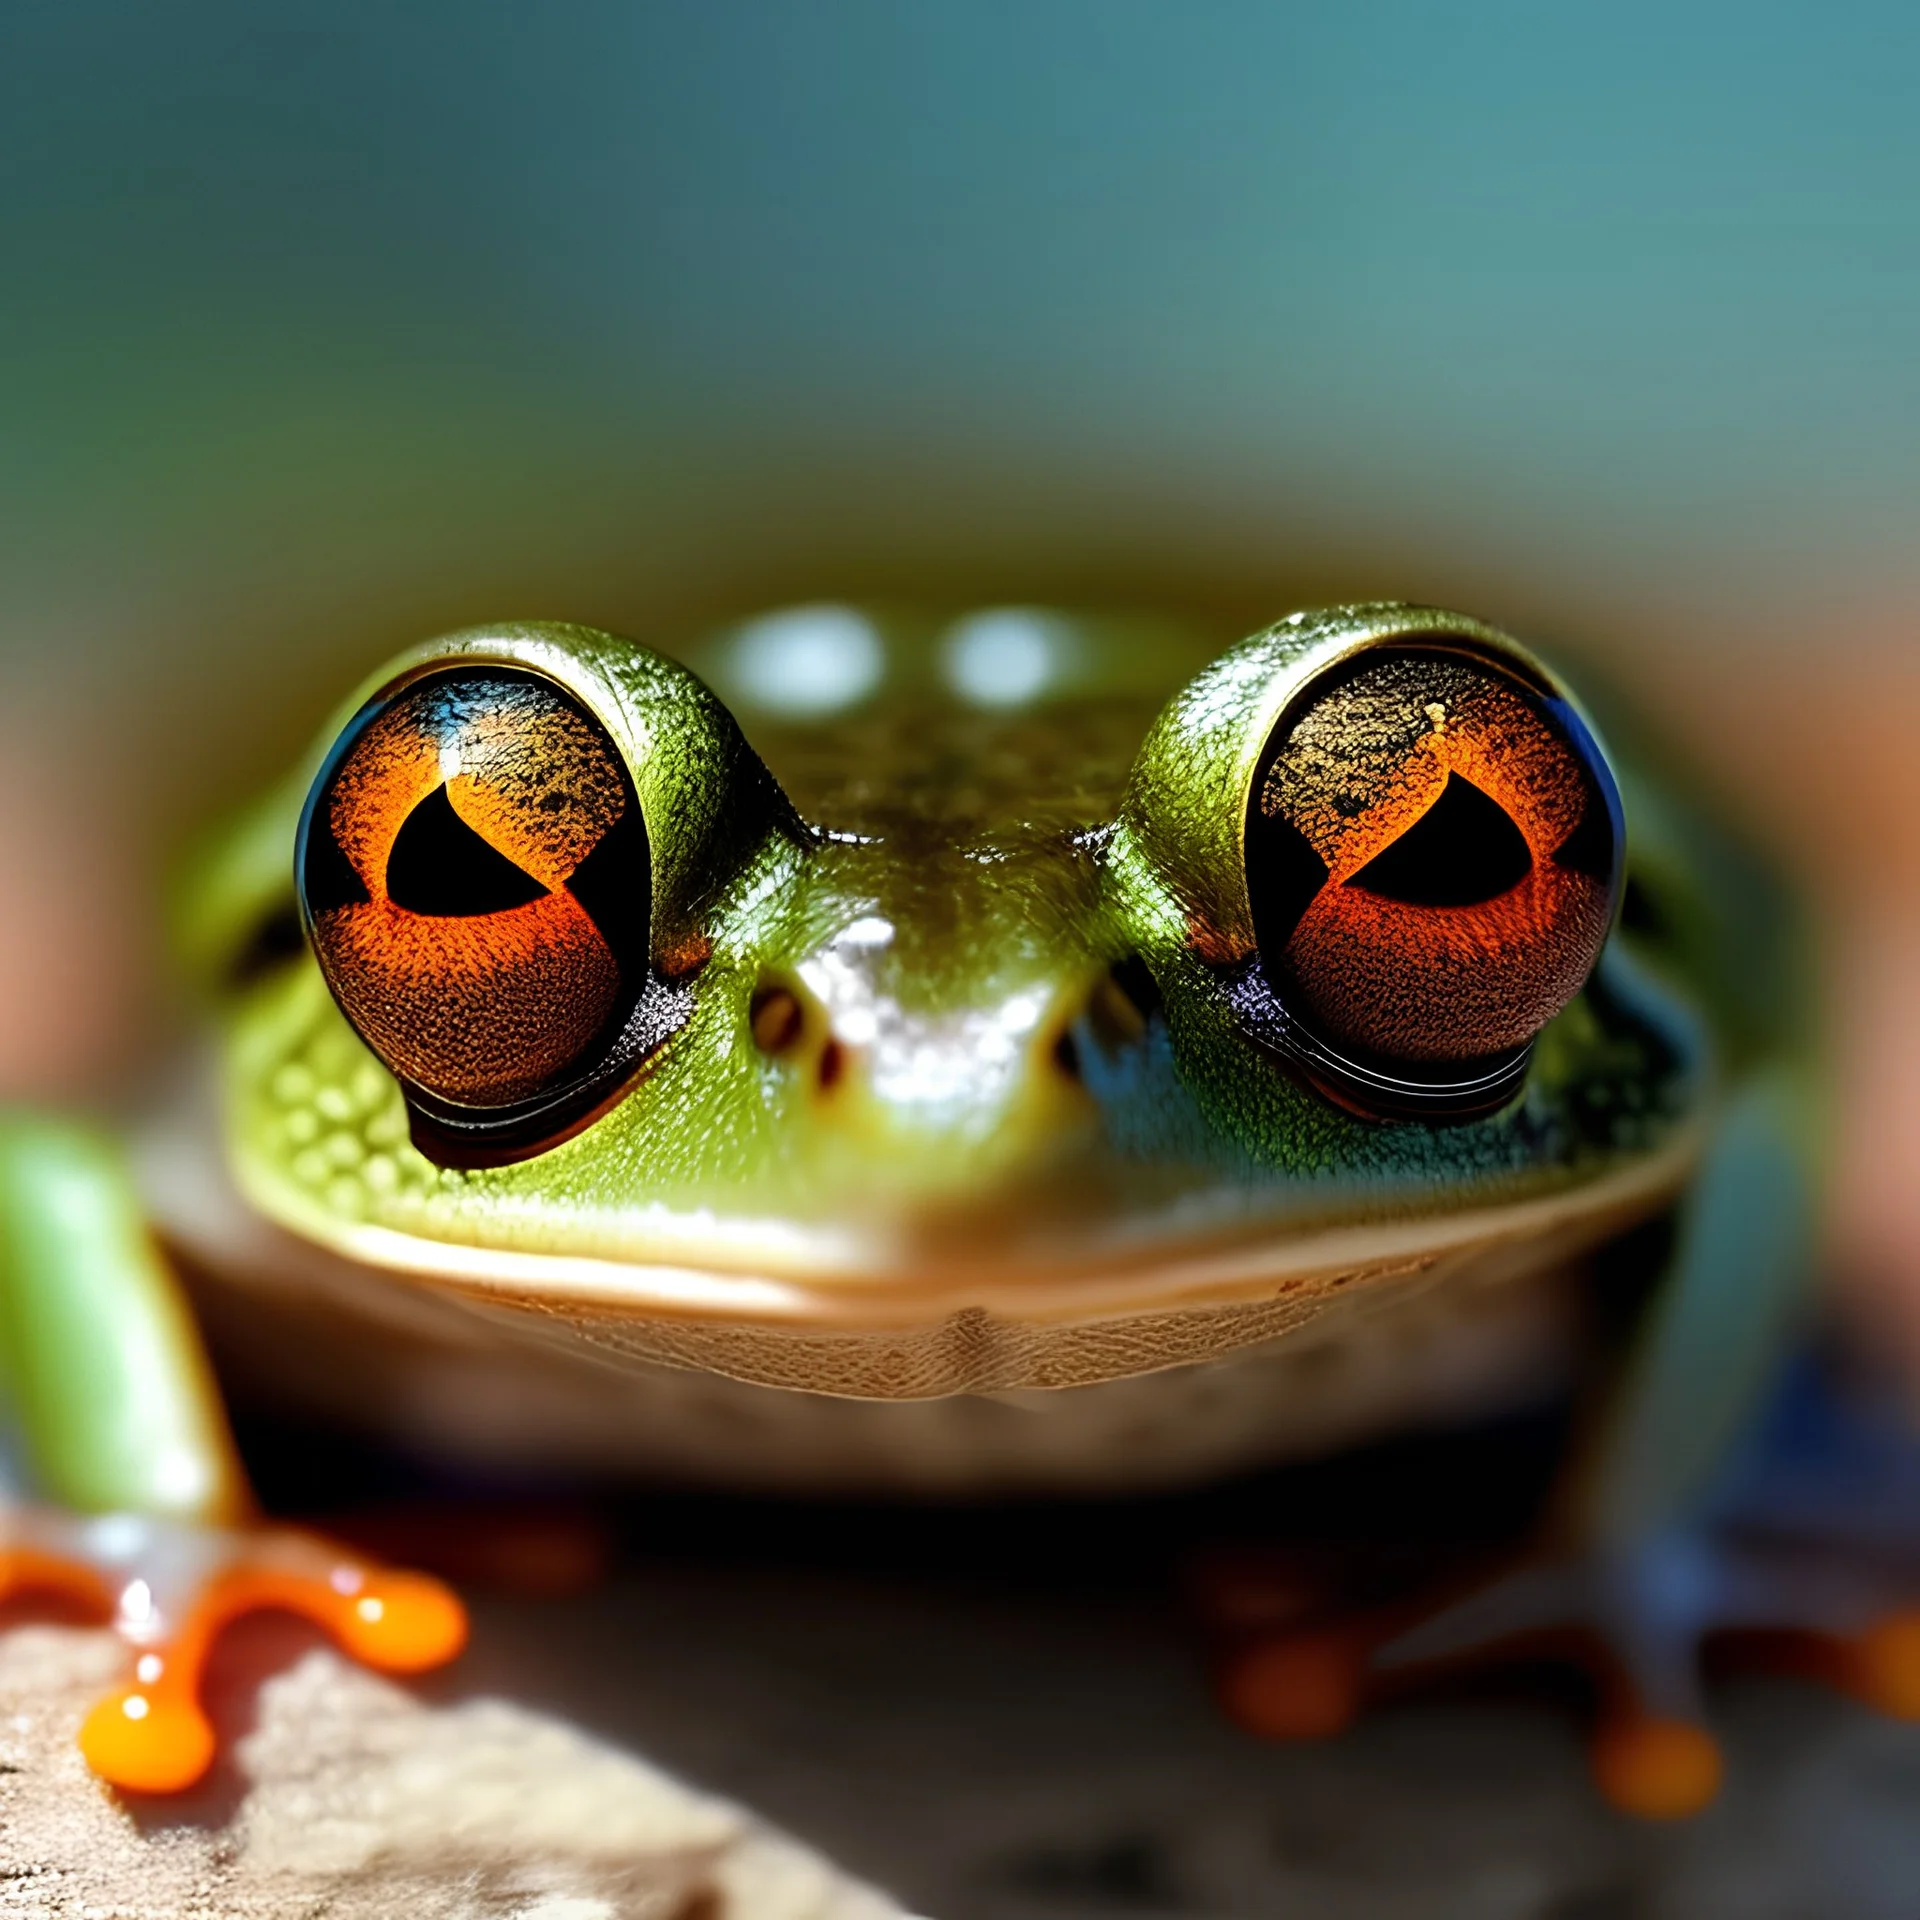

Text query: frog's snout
(750, 914), (1097, 1182)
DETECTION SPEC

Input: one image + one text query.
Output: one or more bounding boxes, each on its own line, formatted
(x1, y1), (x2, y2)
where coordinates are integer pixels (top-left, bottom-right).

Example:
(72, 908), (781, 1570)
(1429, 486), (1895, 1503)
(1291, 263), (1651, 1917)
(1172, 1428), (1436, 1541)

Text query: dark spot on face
(1085, 956), (1160, 1056)
(228, 903), (308, 989)
(750, 985), (805, 1055)
(1088, 983), (1141, 1053)
(1052, 1026), (1082, 1081)
(1111, 956), (1161, 1020)
(1620, 874), (1668, 940)
(817, 1038), (847, 1091)
(658, 932), (714, 980)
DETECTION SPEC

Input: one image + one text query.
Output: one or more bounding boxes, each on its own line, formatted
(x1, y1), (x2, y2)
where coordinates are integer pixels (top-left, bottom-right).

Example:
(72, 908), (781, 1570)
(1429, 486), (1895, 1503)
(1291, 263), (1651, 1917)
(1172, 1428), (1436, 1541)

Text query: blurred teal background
(7, 5), (1916, 712)
(2, 3), (1918, 1251)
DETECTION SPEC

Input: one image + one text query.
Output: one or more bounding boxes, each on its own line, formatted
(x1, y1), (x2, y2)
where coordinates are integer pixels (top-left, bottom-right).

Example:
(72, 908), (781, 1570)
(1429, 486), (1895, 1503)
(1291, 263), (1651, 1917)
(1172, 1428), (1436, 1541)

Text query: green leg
(0, 1116), (246, 1523)
(1570, 1068), (1816, 1550)
(1224, 1072), (1848, 1817)
(0, 1117), (464, 1796)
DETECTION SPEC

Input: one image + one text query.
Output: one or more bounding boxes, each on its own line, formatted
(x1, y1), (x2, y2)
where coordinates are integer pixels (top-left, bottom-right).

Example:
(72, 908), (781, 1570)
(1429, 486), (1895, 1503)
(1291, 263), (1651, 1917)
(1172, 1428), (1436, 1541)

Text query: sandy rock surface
(0, 1620), (906, 1919)
(5, 1537), (1920, 1919)
(526, 1563), (1920, 1920)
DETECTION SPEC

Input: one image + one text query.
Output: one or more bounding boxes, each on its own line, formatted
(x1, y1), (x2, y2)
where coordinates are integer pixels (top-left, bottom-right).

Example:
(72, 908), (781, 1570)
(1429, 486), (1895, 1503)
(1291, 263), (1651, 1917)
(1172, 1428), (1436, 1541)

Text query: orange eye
(298, 666), (652, 1150)
(1243, 645), (1621, 1118)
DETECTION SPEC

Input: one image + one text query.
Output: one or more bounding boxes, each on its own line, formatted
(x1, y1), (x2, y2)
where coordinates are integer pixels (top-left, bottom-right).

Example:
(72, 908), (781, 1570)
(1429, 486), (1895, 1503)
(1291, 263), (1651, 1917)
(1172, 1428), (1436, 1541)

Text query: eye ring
(1237, 634), (1623, 1123)
(296, 660), (687, 1166)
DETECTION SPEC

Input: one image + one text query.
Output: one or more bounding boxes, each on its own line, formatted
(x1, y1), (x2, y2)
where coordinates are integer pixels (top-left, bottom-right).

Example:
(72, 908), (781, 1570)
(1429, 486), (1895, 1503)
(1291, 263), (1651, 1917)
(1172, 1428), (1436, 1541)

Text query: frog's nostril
(749, 985), (806, 1056)
(1051, 1027), (1083, 1083)
(816, 1039), (848, 1091)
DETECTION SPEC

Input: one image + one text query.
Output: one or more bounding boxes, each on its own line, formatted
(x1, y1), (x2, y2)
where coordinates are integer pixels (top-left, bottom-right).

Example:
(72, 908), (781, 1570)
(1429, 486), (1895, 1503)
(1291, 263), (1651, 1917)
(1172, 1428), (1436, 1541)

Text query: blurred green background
(3, 4), (1918, 1327)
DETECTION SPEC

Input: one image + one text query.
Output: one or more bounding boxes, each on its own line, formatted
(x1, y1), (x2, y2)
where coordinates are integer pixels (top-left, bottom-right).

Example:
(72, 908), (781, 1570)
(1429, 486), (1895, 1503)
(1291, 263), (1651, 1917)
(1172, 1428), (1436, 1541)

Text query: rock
(0, 1621), (908, 1919)
(499, 1560), (1920, 1920)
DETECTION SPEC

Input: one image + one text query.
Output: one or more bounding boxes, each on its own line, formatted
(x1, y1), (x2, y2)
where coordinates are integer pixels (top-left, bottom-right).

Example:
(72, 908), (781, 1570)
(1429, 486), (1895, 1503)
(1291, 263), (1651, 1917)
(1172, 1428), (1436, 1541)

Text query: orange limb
(0, 1546), (115, 1620)
(1587, 1708), (1723, 1820)
(1843, 1608), (1920, 1718)
(1215, 1622), (1372, 1742)
(0, 1534), (469, 1795)
(1707, 1607), (1920, 1723)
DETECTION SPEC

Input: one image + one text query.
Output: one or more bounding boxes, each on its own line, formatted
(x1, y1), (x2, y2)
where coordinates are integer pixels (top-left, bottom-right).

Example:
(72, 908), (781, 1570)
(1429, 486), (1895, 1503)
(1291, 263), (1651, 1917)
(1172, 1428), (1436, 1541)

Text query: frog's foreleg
(0, 1119), (464, 1791)
(1222, 1072), (1920, 1816)
(1568, 1074), (1815, 1552)
(0, 1118), (247, 1522)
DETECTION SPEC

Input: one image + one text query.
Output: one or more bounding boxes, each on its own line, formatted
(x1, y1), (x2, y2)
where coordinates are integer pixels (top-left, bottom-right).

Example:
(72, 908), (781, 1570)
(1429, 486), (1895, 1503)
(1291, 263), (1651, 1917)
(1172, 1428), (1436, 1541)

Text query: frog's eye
(1243, 643), (1621, 1118)
(297, 664), (653, 1152)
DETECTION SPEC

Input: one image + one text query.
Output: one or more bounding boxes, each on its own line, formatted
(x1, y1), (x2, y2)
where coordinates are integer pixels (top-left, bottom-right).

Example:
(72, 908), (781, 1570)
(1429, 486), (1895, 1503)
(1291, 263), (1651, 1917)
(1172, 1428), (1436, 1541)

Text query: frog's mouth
(283, 1117), (1696, 1329)
(144, 1055), (1705, 1399)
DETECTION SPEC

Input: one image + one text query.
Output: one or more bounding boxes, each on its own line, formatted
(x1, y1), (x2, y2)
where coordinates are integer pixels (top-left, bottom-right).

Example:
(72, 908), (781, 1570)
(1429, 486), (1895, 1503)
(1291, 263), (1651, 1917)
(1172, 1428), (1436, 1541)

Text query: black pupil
(1343, 772), (1533, 908)
(384, 784), (547, 917)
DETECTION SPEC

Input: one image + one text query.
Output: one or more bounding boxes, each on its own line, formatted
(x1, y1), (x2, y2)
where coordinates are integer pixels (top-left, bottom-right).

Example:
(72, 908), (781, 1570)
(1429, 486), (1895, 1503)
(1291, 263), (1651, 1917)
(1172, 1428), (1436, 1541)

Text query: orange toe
(194, 1555), (469, 1677)
(331, 1568), (468, 1673)
(1847, 1610), (1920, 1719)
(78, 1683), (216, 1795)
(1218, 1628), (1366, 1740)
(1591, 1715), (1723, 1819)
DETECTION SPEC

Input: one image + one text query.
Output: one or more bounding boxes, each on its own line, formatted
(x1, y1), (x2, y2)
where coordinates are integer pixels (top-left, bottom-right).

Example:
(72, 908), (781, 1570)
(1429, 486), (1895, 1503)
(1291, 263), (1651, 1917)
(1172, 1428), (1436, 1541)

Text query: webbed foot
(1208, 1363), (1920, 1820)
(0, 1504), (466, 1792)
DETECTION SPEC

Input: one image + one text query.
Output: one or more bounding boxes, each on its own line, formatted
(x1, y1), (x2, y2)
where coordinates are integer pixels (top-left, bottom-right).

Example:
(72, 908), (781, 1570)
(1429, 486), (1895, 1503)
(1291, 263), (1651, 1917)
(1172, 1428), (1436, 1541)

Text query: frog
(2, 599), (1914, 1815)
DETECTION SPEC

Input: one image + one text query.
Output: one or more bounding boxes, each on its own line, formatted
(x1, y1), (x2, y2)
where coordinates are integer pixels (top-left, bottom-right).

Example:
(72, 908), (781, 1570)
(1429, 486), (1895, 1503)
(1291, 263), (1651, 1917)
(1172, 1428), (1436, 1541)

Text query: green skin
(0, 603), (1812, 1563)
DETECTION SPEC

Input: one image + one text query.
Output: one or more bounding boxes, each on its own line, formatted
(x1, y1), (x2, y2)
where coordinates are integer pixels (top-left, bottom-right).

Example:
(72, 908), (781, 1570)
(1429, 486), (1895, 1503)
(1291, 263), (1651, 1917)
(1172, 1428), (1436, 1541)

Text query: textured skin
(154, 602), (1780, 1483)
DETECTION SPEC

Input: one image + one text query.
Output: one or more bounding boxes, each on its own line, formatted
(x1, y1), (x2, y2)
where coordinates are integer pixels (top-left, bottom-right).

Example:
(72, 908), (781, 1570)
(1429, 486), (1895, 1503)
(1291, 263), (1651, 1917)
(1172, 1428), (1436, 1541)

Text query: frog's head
(199, 604), (1708, 1391)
